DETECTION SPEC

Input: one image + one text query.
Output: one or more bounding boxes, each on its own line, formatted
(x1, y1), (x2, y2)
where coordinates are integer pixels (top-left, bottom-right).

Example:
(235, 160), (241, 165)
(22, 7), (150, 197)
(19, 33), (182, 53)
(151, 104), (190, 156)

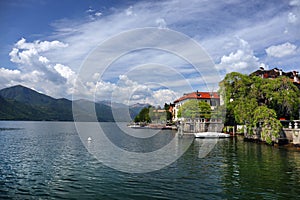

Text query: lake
(1, 121), (300, 199)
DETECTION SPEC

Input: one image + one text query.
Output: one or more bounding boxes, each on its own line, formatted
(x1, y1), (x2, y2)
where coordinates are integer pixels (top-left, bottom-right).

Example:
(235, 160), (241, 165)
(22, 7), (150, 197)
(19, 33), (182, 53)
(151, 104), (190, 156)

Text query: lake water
(1, 121), (300, 199)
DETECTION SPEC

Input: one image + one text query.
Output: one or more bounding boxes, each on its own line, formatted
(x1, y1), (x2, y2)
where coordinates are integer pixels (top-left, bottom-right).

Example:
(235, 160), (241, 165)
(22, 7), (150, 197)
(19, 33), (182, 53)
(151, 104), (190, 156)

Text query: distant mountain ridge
(0, 85), (149, 121)
(0, 85), (57, 106)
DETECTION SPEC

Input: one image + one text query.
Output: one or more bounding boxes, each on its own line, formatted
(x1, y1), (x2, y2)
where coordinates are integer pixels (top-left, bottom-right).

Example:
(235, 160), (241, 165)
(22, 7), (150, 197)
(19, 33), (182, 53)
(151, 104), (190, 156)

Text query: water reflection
(194, 138), (219, 158)
(1, 121), (300, 199)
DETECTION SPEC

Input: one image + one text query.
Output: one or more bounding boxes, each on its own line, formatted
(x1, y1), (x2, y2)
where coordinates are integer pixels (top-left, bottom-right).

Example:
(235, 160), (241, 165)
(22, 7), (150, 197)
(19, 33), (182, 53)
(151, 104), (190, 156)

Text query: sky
(0, 0), (299, 106)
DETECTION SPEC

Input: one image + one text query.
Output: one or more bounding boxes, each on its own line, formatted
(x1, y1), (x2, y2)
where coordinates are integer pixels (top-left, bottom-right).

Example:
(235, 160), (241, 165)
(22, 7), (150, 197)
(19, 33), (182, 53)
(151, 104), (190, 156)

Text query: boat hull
(194, 132), (230, 138)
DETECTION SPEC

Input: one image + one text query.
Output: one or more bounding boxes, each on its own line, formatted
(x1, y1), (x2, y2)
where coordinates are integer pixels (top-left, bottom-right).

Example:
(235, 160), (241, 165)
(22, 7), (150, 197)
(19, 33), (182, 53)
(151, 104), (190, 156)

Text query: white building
(172, 91), (220, 121)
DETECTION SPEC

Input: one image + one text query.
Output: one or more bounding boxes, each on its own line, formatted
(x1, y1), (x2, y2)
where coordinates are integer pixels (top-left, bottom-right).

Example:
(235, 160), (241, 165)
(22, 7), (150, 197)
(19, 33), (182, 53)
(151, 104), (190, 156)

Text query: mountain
(0, 85), (149, 121)
(129, 103), (151, 119)
(0, 85), (73, 121)
(0, 95), (51, 120)
(0, 85), (56, 106)
(98, 101), (150, 121)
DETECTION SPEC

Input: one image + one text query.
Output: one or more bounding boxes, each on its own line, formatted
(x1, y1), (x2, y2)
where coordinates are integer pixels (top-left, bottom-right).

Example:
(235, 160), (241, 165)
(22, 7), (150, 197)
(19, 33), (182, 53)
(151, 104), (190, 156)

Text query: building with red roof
(172, 90), (221, 121)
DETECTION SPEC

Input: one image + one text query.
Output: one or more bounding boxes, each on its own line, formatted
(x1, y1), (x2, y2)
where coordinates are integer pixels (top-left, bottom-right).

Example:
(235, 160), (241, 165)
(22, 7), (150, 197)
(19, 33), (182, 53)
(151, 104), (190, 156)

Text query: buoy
(87, 137), (92, 141)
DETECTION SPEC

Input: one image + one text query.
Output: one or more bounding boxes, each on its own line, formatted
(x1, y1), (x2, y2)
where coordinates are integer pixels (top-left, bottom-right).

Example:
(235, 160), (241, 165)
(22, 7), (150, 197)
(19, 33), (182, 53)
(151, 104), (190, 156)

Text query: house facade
(251, 67), (300, 88)
(172, 91), (220, 121)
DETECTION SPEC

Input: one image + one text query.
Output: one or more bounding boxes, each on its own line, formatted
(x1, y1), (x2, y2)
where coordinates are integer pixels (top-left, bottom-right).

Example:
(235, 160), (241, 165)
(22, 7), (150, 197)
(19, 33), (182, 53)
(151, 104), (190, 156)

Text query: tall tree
(219, 72), (300, 122)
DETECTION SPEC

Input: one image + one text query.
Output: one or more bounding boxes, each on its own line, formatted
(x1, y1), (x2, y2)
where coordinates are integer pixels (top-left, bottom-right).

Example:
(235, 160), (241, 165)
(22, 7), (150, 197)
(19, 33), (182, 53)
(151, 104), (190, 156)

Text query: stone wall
(244, 120), (300, 145)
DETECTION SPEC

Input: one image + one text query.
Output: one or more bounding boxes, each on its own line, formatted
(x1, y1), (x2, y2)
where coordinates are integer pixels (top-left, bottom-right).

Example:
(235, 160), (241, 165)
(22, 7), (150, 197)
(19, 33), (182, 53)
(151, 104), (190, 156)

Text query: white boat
(194, 132), (230, 138)
(128, 124), (141, 128)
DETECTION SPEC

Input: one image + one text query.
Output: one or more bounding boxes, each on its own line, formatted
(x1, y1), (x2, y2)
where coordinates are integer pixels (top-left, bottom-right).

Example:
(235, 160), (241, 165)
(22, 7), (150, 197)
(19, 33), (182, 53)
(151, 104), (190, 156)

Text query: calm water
(1, 121), (300, 199)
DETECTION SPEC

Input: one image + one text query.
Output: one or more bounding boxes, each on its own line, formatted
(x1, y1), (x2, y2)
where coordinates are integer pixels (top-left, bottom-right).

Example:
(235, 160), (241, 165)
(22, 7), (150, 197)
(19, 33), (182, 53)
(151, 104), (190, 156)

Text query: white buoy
(87, 137), (92, 142)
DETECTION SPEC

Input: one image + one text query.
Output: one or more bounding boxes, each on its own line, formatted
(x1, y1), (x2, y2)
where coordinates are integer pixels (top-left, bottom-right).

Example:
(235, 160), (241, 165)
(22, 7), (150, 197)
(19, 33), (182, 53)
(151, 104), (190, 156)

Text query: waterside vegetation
(219, 72), (300, 143)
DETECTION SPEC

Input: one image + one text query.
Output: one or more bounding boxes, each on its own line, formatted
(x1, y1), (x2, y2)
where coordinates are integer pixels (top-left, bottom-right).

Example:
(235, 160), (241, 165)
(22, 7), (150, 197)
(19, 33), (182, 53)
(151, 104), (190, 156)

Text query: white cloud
(156, 18), (167, 29)
(216, 38), (261, 74)
(86, 8), (95, 13)
(77, 75), (180, 106)
(9, 38), (67, 65)
(2, 0), (300, 103)
(289, 0), (300, 6)
(265, 42), (297, 58)
(125, 6), (133, 16)
(38, 56), (49, 64)
(288, 12), (298, 23)
(0, 38), (74, 97)
(95, 12), (102, 17)
(54, 64), (75, 79)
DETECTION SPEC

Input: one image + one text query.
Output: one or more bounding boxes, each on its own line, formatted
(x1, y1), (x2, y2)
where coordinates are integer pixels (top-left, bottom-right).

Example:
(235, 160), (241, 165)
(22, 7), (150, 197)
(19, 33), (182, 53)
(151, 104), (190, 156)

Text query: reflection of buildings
(251, 67), (300, 89)
(172, 91), (220, 121)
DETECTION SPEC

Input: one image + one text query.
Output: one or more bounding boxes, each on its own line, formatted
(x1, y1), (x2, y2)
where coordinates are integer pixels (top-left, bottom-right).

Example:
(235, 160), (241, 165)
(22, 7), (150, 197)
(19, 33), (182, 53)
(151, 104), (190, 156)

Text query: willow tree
(252, 106), (282, 144)
(219, 72), (253, 125)
(219, 72), (300, 124)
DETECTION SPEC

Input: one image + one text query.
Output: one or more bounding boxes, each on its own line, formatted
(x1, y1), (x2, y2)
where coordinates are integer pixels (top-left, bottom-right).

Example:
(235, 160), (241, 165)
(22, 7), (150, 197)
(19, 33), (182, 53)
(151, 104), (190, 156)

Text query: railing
(283, 120), (300, 145)
(287, 120), (300, 129)
(179, 118), (223, 133)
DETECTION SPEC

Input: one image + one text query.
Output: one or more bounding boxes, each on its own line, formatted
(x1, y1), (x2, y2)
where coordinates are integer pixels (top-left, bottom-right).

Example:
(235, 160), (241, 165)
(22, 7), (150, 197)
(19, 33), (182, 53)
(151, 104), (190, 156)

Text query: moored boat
(194, 132), (230, 138)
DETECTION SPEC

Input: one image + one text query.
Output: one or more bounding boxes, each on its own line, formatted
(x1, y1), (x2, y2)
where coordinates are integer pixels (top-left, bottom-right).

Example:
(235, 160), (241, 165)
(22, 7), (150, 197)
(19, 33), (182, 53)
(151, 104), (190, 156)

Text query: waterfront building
(250, 67), (300, 88)
(172, 91), (220, 121)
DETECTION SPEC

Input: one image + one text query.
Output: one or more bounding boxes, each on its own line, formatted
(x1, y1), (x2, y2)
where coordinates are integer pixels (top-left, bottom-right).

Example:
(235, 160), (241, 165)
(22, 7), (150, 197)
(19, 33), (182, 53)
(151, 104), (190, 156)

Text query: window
(211, 100), (216, 106)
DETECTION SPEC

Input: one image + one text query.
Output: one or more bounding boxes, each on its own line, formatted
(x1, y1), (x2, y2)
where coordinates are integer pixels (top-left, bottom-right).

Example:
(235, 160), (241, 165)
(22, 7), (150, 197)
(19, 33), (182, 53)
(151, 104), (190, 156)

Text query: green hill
(0, 85), (148, 121)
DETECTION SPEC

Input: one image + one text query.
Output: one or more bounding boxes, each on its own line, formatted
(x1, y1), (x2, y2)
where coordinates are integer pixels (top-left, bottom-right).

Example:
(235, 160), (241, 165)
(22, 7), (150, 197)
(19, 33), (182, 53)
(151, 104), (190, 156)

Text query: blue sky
(0, 0), (299, 105)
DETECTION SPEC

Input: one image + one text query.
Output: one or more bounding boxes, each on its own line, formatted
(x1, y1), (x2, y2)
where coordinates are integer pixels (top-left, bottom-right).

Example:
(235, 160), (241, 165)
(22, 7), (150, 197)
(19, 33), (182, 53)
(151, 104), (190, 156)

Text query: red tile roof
(174, 91), (219, 103)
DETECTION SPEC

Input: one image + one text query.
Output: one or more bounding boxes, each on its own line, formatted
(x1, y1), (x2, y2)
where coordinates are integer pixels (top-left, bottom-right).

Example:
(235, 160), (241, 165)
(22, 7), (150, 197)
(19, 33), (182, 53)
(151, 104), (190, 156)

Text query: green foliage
(233, 97), (258, 125)
(134, 107), (151, 123)
(177, 100), (211, 119)
(219, 71), (298, 143)
(164, 103), (173, 122)
(219, 72), (300, 123)
(0, 85), (131, 122)
(252, 106), (282, 144)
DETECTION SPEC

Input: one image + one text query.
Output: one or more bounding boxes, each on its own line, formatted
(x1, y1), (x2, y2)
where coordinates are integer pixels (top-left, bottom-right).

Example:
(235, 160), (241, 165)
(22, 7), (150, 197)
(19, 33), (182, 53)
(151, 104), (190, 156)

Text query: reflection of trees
(221, 139), (300, 198)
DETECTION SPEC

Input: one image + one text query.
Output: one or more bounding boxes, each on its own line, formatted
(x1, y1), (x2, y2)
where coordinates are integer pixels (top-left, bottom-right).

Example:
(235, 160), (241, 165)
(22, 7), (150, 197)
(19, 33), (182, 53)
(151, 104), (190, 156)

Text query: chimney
(279, 69), (282, 76)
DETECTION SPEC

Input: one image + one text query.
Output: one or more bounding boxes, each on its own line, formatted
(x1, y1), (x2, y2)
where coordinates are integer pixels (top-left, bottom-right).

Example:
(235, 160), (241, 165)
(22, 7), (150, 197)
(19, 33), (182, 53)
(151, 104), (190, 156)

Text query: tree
(177, 100), (211, 119)
(198, 101), (212, 119)
(233, 97), (258, 128)
(219, 72), (300, 121)
(219, 72), (253, 124)
(219, 71), (299, 143)
(134, 106), (151, 123)
(252, 106), (282, 144)
(164, 103), (173, 123)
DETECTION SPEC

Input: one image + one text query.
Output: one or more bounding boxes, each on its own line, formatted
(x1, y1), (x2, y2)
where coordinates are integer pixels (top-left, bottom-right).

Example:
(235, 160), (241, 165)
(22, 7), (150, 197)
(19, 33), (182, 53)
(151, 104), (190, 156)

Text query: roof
(250, 67), (298, 79)
(174, 91), (219, 103)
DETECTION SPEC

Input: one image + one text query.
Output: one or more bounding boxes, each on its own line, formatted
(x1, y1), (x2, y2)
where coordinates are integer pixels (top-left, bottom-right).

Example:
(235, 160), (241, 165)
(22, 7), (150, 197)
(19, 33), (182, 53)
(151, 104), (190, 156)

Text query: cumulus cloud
(0, 38), (73, 97)
(216, 38), (261, 74)
(9, 38), (67, 65)
(265, 42), (297, 58)
(80, 75), (179, 106)
(2, 0), (300, 103)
